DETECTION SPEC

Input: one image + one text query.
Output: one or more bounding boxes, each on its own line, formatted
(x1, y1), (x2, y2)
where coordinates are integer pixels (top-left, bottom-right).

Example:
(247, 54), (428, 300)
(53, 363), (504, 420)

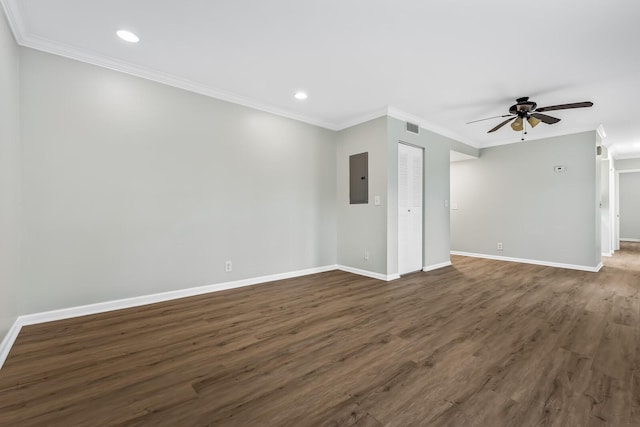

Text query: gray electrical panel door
(349, 152), (368, 204)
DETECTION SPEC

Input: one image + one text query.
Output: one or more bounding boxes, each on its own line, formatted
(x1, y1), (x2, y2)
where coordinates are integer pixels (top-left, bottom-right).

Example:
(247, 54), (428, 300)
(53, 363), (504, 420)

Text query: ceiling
(3, 0), (640, 158)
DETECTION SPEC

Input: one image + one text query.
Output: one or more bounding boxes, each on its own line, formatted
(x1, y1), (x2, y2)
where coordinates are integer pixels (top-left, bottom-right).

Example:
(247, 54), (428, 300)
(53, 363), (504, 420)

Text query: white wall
(19, 49), (337, 314)
(336, 117), (388, 276)
(451, 131), (601, 270)
(0, 7), (21, 338)
(619, 172), (640, 241)
(615, 158), (640, 171)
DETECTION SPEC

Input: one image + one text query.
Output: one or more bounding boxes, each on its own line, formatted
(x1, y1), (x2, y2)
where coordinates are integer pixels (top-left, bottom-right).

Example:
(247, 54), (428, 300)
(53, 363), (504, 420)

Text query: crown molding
(0, 0), (25, 44)
(22, 34), (340, 130)
(7, 0), (593, 146)
(611, 152), (640, 161)
(386, 106), (480, 148)
(478, 126), (599, 150)
(0, 0), (488, 139)
(1, 0), (342, 130)
(333, 108), (388, 131)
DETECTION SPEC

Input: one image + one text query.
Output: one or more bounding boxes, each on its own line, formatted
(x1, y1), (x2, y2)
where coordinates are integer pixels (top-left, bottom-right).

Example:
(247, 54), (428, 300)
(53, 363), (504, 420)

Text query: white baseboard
(422, 261), (452, 272)
(602, 252), (613, 257)
(337, 265), (399, 281)
(19, 265), (340, 328)
(0, 264), (338, 370)
(0, 262), (420, 370)
(620, 238), (640, 242)
(450, 251), (603, 273)
(0, 318), (22, 371)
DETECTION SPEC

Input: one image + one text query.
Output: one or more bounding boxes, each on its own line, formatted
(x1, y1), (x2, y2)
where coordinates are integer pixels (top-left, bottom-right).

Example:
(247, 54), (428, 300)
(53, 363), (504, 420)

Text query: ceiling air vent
(405, 122), (419, 135)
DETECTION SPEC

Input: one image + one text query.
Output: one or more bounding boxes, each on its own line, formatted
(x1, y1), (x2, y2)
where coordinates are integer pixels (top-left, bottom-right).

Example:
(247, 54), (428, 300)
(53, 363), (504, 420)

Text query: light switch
(444, 200), (449, 208)
(374, 195), (381, 206)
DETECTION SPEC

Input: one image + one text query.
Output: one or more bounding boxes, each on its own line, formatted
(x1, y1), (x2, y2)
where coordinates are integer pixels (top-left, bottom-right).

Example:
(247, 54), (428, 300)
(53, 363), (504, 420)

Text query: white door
(398, 143), (423, 275)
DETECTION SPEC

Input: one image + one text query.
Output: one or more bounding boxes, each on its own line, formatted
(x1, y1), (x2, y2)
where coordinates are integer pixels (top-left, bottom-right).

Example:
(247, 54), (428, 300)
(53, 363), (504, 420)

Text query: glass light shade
(511, 117), (523, 131)
(528, 116), (541, 128)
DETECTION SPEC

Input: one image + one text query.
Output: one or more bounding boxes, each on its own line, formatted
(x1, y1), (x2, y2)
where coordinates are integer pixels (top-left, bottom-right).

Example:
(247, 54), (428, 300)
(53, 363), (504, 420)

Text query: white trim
(601, 252), (613, 257)
(620, 238), (640, 242)
(18, 265), (338, 327)
(450, 251), (603, 273)
(422, 261), (452, 272)
(18, 34), (339, 130)
(0, 1), (461, 135)
(0, 265), (337, 370)
(478, 127), (597, 150)
(0, 0), (26, 44)
(334, 108), (388, 131)
(0, 318), (22, 370)
(612, 154), (640, 161)
(0, 0), (341, 131)
(337, 265), (399, 281)
(617, 170), (640, 250)
(386, 106), (478, 147)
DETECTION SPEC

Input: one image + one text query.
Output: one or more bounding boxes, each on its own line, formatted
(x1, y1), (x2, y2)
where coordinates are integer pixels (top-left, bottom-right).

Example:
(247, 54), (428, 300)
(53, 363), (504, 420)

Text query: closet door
(398, 143), (423, 275)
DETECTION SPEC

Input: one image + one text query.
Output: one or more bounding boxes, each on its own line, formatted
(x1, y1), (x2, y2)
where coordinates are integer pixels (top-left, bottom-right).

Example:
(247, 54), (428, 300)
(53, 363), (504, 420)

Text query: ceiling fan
(467, 97), (594, 140)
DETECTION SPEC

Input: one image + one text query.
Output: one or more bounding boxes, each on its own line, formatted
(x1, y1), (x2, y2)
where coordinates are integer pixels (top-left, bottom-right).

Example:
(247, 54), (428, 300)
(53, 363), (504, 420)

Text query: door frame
(397, 141), (424, 275)
(615, 168), (640, 249)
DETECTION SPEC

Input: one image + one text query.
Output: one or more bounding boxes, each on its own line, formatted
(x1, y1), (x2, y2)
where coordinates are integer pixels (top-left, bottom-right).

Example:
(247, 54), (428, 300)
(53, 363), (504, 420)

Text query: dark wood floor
(1, 244), (639, 426)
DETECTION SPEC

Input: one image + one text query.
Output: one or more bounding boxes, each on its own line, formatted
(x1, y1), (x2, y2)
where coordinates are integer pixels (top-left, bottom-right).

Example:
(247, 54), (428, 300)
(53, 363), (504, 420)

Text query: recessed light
(294, 91), (308, 100)
(116, 30), (139, 43)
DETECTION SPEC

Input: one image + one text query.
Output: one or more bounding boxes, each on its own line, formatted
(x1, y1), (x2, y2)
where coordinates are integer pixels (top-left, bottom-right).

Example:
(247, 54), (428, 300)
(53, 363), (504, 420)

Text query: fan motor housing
(509, 100), (537, 117)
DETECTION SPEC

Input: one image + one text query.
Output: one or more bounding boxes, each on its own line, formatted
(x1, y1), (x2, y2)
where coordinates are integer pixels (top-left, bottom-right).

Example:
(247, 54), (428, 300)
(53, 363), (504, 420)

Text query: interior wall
(387, 117), (456, 272)
(336, 117), (388, 276)
(0, 7), (22, 338)
(451, 131), (600, 269)
(19, 48), (337, 315)
(615, 158), (640, 170)
(619, 172), (640, 241)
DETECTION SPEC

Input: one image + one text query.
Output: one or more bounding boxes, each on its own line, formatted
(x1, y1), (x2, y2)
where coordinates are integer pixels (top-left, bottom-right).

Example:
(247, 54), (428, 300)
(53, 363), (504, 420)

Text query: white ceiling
(3, 0), (640, 158)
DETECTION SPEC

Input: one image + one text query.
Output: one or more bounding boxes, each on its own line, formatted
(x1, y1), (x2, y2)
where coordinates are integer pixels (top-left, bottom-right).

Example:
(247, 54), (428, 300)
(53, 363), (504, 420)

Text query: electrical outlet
(497, 242), (503, 251)
(225, 260), (232, 272)
(364, 250), (370, 261)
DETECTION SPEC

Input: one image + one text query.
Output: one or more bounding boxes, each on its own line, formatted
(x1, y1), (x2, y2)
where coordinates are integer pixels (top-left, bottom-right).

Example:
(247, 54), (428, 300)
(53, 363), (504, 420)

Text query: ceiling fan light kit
(511, 117), (523, 131)
(527, 116), (541, 128)
(468, 97), (594, 141)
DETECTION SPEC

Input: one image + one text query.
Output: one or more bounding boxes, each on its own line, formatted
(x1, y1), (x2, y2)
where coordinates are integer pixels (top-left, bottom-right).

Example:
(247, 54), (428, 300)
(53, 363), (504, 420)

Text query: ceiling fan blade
(535, 101), (593, 112)
(466, 114), (513, 125)
(488, 117), (515, 133)
(531, 112), (561, 124)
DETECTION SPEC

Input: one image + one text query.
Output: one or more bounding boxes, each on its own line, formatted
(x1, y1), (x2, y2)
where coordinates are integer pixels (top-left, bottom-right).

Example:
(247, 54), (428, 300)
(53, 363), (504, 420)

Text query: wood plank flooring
(1, 243), (639, 426)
